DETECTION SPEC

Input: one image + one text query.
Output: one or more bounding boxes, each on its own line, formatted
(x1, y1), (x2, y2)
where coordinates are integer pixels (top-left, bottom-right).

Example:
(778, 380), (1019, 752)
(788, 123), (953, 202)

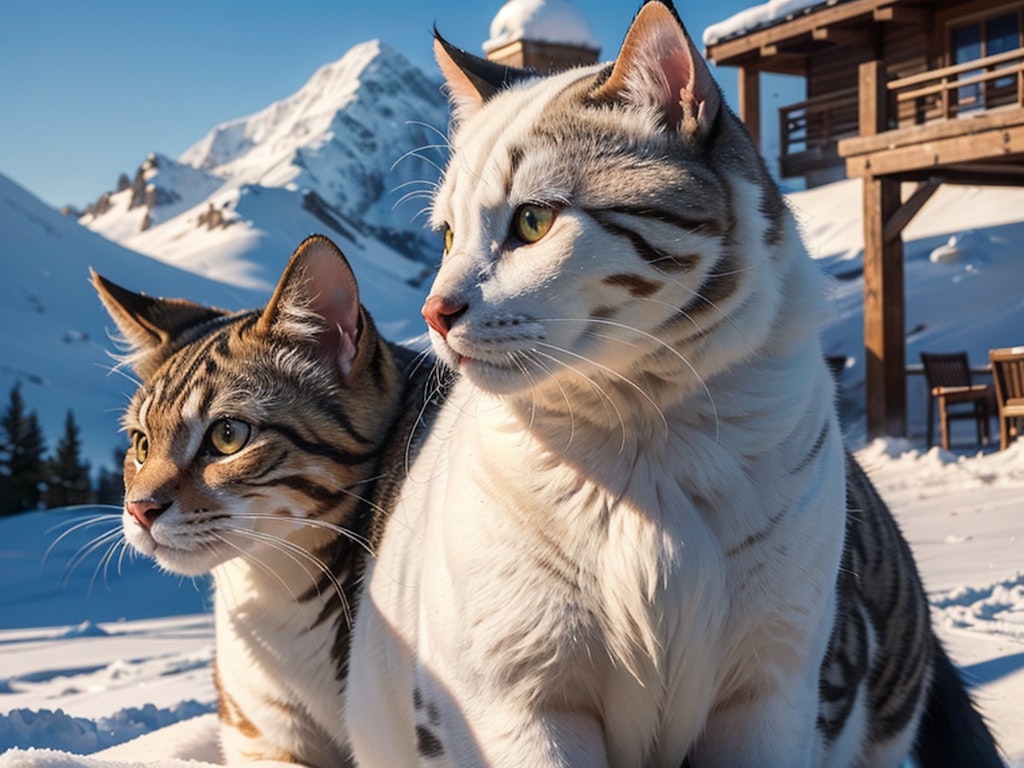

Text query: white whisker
(390, 149), (447, 178)
(543, 316), (719, 440)
(403, 120), (452, 149)
(228, 512), (374, 557)
(63, 528), (124, 587)
(535, 341), (668, 442)
(220, 525), (352, 628)
(212, 532), (309, 625)
(647, 260), (758, 354)
(529, 348), (629, 453)
(43, 511), (122, 567)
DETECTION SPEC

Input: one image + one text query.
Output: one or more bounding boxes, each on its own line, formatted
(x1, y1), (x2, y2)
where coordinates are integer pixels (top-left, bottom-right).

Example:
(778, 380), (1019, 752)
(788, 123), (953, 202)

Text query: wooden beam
(844, 124), (1024, 177)
(873, 6), (930, 26)
(811, 26), (872, 47)
(874, 166), (1024, 186)
(759, 53), (809, 76)
(935, 162), (1024, 184)
(859, 60), (889, 137)
(883, 178), (942, 244)
(738, 66), (761, 152)
(840, 108), (1024, 156)
(862, 176), (907, 438)
(705, 0), (894, 65)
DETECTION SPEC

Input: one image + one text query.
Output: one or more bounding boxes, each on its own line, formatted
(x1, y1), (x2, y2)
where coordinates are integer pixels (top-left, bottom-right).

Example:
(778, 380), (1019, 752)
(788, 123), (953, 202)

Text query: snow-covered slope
(0, 172), (263, 470)
(0, 172), (428, 473)
(81, 40), (449, 293)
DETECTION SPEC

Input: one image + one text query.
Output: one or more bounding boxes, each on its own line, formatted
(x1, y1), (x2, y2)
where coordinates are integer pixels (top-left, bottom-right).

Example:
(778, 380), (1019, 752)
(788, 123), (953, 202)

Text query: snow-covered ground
(1, 439), (1022, 766)
(2, 174), (1024, 765)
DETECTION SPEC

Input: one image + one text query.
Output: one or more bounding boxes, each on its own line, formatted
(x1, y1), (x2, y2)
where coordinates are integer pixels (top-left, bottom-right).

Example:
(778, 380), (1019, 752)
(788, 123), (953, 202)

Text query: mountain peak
(79, 38), (450, 286)
(177, 39), (440, 181)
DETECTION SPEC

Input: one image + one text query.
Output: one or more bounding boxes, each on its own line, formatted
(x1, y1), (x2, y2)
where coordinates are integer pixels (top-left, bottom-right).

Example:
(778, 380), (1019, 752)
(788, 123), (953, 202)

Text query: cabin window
(949, 7), (1023, 111)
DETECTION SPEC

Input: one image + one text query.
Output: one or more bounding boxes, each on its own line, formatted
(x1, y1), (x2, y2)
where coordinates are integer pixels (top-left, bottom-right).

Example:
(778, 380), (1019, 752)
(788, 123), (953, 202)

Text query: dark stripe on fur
(261, 421), (378, 466)
(758, 186), (787, 247)
(603, 273), (662, 298)
(791, 421), (830, 475)
(598, 204), (723, 239)
(588, 211), (699, 271)
(679, 249), (741, 321)
(416, 726), (445, 758)
(724, 508), (786, 558)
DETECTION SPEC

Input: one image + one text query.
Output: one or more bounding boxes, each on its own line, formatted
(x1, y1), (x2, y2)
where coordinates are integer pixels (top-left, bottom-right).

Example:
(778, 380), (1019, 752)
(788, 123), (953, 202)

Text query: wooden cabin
(706, 0), (1024, 438)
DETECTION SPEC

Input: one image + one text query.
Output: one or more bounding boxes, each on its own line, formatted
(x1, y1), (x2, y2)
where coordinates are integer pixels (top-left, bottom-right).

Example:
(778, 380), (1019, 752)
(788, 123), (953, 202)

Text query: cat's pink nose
(422, 295), (467, 339)
(126, 499), (170, 530)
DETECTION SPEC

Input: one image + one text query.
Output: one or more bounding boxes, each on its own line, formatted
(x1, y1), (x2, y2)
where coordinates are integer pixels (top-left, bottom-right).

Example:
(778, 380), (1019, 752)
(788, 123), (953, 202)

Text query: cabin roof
(704, 0), (844, 48)
(704, 0), (929, 72)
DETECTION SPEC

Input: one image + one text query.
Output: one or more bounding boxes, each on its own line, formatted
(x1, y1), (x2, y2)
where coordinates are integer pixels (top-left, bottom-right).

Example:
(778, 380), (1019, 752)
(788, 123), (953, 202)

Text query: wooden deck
(840, 48), (1024, 183)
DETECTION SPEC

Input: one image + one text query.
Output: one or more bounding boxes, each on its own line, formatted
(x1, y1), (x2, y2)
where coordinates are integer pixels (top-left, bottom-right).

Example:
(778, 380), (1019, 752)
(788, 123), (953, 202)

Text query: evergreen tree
(44, 410), (91, 509)
(95, 447), (127, 508)
(0, 385), (47, 515)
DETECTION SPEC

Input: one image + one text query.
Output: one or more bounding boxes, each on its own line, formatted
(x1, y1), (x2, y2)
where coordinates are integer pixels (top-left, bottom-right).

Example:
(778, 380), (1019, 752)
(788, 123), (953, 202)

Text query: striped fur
(348, 3), (999, 767)
(94, 235), (419, 767)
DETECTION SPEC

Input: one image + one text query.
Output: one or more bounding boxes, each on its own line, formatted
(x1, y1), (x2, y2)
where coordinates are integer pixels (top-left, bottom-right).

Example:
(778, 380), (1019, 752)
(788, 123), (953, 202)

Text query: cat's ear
(433, 30), (534, 123)
(92, 270), (228, 380)
(258, 234), (363, 383)
(592, 0), (721, 139)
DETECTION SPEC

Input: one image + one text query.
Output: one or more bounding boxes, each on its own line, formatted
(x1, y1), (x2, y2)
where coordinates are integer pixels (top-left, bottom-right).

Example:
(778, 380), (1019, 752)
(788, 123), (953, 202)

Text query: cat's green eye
(443, 225), (454, 255)
(207, 418), (251, 457)
(513, 204), (556, 244)
(132, 432), (149, 464)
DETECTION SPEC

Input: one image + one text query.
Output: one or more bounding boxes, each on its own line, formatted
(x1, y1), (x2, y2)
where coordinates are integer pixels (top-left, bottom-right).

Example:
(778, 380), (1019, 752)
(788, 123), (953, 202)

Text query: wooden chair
(989, 347), (1024, 450)
(919, 351), (992, 450)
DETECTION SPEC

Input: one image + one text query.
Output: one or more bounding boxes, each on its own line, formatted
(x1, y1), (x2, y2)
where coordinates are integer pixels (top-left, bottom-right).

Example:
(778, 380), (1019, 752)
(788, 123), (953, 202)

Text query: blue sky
(0, 1), (788, 211)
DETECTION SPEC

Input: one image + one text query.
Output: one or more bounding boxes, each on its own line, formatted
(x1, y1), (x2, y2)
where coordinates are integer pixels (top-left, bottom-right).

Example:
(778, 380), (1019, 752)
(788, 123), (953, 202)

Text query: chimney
(483, 0), (600, 73)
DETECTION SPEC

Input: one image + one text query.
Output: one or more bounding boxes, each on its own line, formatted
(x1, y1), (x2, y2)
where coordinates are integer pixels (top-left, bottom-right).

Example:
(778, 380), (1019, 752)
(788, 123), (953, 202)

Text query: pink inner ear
(298, 239), (362, 378)
(649, 23), (697, 126)
(599, 2), (720, 136)
(434, 38), (485, 123)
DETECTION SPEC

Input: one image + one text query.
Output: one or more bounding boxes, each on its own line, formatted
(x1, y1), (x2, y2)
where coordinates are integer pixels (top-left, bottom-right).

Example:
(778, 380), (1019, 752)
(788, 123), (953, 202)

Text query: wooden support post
(883, 177), (942, 244)
(859, 60), (888, 136)
(857, 60), (907, 438)
(738, 66), (761, 152)
(863, 176), (907, 438)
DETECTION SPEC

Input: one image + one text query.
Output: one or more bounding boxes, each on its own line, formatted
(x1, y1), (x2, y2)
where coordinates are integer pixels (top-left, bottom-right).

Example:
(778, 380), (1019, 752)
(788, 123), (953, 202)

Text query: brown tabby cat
(93, 234), (425, 766)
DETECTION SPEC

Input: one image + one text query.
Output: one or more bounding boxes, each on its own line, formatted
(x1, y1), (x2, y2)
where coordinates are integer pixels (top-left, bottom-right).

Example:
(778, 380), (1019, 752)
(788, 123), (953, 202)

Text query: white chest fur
(212, 560), (351, 766)
(349, 357), (846, 767)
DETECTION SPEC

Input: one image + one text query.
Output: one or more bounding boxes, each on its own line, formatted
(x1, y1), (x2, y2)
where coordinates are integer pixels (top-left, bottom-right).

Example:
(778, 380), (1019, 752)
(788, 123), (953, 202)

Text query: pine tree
(44, 410), (91, 509)
(95, 447), (127, 508)
(0, 385), (47, 515)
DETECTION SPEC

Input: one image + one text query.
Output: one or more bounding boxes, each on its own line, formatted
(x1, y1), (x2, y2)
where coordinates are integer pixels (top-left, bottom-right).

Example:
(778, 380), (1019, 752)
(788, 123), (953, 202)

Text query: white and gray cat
(346, 2), (1002, 767)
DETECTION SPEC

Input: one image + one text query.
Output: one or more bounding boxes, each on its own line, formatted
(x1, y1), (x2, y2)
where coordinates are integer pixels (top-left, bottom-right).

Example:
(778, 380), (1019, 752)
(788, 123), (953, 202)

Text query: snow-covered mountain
(0, 171), (428, 474)
(79, 40), (449, 293)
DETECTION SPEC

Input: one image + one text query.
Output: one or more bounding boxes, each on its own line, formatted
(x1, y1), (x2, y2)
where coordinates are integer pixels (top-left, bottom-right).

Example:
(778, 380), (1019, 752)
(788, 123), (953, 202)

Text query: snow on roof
(483, 0), (599, 53)
(703, 0), (836, 47)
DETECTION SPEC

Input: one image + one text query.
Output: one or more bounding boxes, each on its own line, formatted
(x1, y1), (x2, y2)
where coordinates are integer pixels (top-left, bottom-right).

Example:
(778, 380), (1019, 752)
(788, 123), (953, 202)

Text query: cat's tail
(912, 642), (1004, 767)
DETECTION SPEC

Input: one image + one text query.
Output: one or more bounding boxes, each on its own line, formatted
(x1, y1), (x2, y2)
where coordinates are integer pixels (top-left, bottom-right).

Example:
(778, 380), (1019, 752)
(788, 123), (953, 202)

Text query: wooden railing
(779, 87), (860, 159)
(889, 46), (1024, 124)
(782, 48), (1024, 175)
